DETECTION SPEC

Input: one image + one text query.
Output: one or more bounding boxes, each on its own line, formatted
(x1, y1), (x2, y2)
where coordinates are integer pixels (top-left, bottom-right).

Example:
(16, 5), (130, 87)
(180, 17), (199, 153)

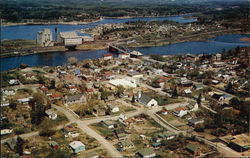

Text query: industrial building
(57, 32), (82, 46)
(36, 29), (53, 47)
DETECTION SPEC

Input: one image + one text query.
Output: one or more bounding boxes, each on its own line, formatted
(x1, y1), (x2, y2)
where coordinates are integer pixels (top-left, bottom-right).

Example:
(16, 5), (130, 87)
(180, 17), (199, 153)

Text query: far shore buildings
(36, 29), (53, 47)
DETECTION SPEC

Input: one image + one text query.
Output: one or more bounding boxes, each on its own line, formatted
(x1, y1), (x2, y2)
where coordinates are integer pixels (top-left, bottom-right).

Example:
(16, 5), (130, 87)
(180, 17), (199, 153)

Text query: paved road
(52, 105), (123, 158)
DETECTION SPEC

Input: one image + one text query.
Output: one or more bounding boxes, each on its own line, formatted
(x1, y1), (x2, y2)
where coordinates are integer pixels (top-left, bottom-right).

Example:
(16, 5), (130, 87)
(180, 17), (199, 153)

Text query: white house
(137, 92), (158, 107)
(183, 89), (192, 95)
(103, 54), (113, 60)
(1, 101), (9, 107)
(18, 97), (33, 104)
(69, 141), (85, 153)
(128, 71), (143, 79)
(1, 129), (13, 135)
(9, 79), (19, 85)
(118, 113), (128, 123)
(2, 89), (15, 96)
(63, 125), (79, 138)
(187, 103), (199, 112)
(173, 107), (188, 117)
(45, 109), (58, 120)
(118, 53), (130, 59)
(107, 104), (120, 113)
(102, 120), (116, 129)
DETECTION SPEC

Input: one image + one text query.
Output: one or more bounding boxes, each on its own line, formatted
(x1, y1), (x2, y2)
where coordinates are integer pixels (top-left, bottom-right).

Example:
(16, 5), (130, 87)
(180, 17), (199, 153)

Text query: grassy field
(90, 123), (113, 137)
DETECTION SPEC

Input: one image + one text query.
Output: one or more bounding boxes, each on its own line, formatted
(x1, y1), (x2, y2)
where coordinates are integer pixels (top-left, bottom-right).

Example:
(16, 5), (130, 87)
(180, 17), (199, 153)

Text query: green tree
(31, 103), (45, 125)
(116, 85), (125, 97)
(15, 136), (24, 155)
(131, 95), (135, 103)
(171, 87), (178, 97)
(225, 82), (234, 93)
(101, 90), (110, 101)
(50, 80), (56, 89)
(9, 100), (17, 110)
(197, 93), (202, 105)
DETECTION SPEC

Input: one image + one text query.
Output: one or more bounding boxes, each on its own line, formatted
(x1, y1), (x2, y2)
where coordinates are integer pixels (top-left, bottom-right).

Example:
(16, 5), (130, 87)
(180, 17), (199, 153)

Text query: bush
(39, 129), (56, 137)
(15, 128), (29, 135)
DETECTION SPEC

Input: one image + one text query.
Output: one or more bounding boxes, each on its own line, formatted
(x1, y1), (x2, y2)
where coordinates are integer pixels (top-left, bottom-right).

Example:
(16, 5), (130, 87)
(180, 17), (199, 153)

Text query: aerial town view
(0, 0), (249, 157)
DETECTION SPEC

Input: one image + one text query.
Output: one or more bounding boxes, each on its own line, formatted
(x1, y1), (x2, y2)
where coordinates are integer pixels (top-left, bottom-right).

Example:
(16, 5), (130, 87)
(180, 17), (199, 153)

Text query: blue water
(1, 15), (196, 40)
(1, 34), (249, 71)
(135, 34), (250, 55)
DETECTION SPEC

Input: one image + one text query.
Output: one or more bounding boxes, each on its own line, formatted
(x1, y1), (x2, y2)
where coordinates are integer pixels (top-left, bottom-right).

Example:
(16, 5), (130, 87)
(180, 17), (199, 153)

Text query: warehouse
(57, 32), (82, 46)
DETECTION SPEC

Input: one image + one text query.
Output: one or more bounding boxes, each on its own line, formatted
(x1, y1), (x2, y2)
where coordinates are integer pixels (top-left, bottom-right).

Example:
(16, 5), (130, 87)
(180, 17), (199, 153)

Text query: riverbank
(2, 19), (103, 27)
(125, 29), (247, 49)
(2, 13), (197, 27)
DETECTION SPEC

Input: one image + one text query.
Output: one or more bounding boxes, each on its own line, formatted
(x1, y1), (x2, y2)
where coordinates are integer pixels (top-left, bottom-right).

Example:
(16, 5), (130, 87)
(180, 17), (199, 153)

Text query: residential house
(188, 118), (204, 126)
(228, 133), (250, 152)
(24, 73), (36, 80)
(186, 144), (201, 156)
(192, 84), (204, 90)
(66, 84), (78, 93)
(69, 141), (85, 153)
(187, 102), (199, 112)
(183, 89), (192, 95)
(45, 109), (58, 120)
(64, 94), (86, 105)
(49, 141), (59, 150)
(137, 148), (156, 158)
(152, 131), (176, 143)
(128, 71), (143, 79)
(101, 120), (117, 129)
(103, 54), (113, 60)
(51, 93), (63, 100)
(161, 109), (168, 115)
(107, 104), (120, 113)
(137, 92), (158, 107)
(39, 85), (49, 94)
(118, 53), (130, 59)
(211, 93), (230, 102)
(173, 107), (188, 117)
(180, 78), (193, 87)
(1, 99), (9, 107)
(18, 97), (33, 105)
(2, 89), (15, 96)
(118, 139), (135, 151)
(63, 125), (79, 138)
(1, 129), (13, 135)
(9, 79), (19, 85)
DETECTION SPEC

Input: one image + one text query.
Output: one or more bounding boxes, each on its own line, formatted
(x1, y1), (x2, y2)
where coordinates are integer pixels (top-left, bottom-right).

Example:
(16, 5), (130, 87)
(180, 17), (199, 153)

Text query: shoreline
(0, 30), (248, 59)
(2, 13), (197, 27)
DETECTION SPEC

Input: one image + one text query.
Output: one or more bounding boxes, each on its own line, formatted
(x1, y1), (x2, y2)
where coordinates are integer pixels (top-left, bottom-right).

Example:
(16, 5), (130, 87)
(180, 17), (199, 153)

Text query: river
(1, 34), (249, 71)
(1, 15), (197, 40)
